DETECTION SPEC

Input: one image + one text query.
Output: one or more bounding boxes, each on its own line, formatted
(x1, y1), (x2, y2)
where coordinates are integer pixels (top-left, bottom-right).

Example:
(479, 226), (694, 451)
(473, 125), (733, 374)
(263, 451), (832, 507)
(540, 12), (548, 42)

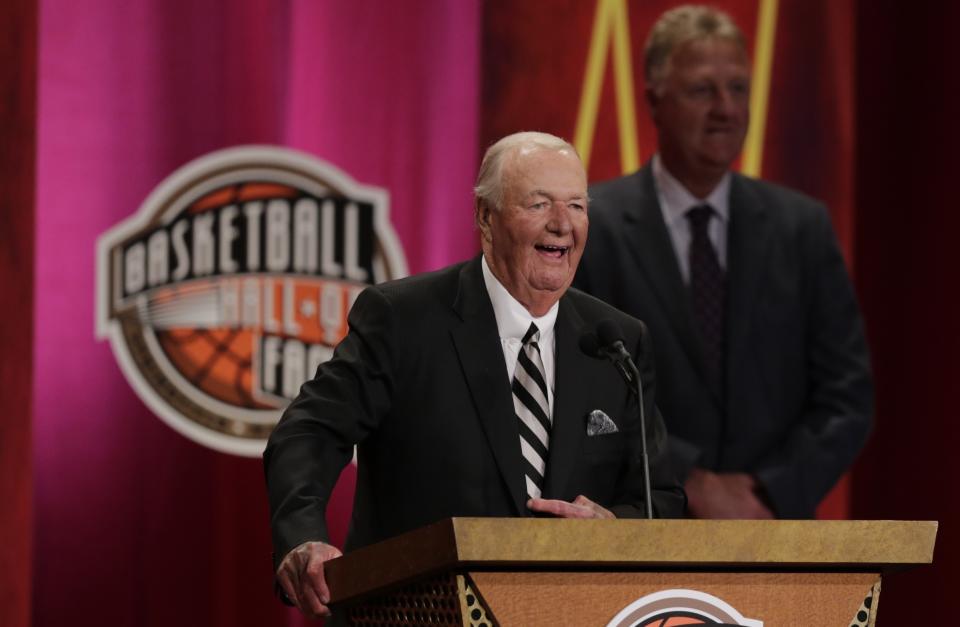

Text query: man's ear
(476, 201), (493, 242)
(645, 85), (660, 122)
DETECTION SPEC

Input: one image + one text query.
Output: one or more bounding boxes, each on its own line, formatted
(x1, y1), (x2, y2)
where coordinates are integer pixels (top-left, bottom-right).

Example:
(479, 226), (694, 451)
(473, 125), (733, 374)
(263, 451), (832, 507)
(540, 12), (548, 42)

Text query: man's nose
(546, 202), (573, 233)
(712, 87), (743, 117)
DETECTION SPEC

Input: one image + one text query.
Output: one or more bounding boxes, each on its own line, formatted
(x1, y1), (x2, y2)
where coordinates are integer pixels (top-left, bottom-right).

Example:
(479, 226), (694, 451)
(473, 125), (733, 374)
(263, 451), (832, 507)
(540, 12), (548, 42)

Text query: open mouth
(535, 244), (569, 258)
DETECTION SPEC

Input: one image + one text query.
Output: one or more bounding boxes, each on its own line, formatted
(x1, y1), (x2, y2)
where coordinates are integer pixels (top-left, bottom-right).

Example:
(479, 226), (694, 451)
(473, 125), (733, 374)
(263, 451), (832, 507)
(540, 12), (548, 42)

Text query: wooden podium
(325, 518), (936, 626)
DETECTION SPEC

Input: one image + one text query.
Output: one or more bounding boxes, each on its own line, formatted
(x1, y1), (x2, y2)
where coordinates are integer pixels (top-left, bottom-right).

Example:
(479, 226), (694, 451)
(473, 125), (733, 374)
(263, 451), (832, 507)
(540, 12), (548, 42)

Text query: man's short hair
(644, 5), (746, 91)
(473, 131), (579, 216)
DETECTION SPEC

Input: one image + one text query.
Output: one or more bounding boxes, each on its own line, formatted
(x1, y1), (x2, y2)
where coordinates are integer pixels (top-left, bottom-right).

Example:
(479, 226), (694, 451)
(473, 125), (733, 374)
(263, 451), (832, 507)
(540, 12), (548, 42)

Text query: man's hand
(527, 494), (616, 519)
(685, 468), (774, 519)
(276, 540), (343, 619)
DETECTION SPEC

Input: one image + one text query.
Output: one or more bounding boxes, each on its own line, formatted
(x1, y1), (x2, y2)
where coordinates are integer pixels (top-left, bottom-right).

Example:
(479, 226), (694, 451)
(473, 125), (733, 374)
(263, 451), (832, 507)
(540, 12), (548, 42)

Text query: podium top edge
(446, 518), (937, 566)
(326, 518), (937, 604)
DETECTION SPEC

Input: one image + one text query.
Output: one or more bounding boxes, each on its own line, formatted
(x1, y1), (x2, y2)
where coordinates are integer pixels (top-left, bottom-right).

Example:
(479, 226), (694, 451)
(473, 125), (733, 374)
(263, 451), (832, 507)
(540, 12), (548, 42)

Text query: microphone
(579, 330), (635, 389)
(579, 319), (654, 519)
(578, 321), (638, 391)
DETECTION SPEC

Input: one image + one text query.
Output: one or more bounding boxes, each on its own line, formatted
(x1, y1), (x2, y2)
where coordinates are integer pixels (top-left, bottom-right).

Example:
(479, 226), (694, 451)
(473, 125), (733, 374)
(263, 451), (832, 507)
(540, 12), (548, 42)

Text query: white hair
(473, 131), (579, 215)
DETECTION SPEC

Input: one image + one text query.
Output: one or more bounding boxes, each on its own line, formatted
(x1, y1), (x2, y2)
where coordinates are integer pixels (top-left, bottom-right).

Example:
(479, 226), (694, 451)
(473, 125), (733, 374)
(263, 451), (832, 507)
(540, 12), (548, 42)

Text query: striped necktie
(512, 322), (551, 500)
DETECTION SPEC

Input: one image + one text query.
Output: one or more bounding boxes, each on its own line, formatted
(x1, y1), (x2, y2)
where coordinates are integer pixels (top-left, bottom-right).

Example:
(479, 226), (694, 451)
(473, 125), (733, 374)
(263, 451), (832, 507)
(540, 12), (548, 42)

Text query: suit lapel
(542, 296), (587, 499)
(620, 167), (715, 400)
(450, 257), (527, 516)
(725, 175), (771, 379)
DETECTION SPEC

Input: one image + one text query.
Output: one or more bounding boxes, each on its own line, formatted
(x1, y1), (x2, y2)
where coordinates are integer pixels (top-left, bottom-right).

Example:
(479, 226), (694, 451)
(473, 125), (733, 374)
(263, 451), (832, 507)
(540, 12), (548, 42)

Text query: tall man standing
(574, 6), (872, 520)
(265, 132), (684, 620)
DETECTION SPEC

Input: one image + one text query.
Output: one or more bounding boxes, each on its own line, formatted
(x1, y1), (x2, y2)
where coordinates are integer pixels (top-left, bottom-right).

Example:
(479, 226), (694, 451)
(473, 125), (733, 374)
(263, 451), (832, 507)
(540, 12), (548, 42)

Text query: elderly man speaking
(264, 131), (684, 620)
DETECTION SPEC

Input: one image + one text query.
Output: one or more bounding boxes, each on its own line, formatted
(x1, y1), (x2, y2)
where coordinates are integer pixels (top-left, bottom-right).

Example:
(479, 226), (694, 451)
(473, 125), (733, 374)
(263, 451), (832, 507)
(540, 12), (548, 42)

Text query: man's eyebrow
(526, 189), (587, 200)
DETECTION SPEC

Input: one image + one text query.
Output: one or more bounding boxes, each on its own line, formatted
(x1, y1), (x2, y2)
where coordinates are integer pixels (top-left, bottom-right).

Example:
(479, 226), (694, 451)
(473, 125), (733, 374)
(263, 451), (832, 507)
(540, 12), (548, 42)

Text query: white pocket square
(586, 409), (618, 436)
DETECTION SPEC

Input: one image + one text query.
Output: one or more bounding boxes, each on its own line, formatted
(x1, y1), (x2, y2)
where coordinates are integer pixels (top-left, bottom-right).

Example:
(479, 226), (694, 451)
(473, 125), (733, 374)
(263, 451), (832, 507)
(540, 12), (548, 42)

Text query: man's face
(649, 37), (751, 193)
(480, 147), (588, 315)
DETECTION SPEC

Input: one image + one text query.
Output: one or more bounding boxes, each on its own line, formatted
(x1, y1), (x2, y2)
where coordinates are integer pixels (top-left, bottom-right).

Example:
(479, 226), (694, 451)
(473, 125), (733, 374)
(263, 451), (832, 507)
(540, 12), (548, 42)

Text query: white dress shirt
(652, 154), (731, 283)
(481, 255), (557, 415)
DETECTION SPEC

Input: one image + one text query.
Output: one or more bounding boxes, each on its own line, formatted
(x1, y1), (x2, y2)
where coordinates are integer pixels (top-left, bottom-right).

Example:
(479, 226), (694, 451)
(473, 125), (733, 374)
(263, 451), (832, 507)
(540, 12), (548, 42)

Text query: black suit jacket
(574, 164), (873, 518)
(265, 255), (684, 566)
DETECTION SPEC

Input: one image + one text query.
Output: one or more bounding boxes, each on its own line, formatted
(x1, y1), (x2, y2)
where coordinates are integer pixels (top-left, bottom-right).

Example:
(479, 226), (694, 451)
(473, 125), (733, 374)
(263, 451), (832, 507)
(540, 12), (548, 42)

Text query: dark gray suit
(265, 255), (684, 566)
(574, 164), (873, 518)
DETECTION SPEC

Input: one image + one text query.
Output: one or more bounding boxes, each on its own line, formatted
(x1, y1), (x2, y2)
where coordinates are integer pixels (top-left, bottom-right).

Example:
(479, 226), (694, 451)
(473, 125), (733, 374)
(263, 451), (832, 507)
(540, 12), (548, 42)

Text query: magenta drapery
(32, 2), (479, 625)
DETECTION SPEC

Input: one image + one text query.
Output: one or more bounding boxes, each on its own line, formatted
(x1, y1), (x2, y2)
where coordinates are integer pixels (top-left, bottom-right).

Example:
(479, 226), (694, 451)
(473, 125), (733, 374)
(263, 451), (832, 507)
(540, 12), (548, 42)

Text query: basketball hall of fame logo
(607, 589), (763, 627)
(96, 146), (408, 456)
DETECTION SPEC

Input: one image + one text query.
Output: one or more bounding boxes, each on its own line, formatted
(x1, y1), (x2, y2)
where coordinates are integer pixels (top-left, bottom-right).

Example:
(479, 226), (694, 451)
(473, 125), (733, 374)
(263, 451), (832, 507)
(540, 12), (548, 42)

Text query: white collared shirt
(481, 255), (557, 414)
(652, 154), (731, 283)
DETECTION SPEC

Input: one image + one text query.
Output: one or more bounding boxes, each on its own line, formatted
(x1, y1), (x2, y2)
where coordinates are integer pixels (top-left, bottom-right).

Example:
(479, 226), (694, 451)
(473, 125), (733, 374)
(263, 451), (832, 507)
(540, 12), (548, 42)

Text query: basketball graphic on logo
(642, 616), (709, 627)
(97, 146), (408, 455)
(158, 327), (263, 408)
(607, 589), (762, 627)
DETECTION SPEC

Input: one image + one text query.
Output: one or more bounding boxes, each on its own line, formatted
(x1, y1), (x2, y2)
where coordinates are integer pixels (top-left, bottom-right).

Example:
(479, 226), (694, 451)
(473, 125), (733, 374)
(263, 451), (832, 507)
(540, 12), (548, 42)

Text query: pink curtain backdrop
(32, 1), (479, 626)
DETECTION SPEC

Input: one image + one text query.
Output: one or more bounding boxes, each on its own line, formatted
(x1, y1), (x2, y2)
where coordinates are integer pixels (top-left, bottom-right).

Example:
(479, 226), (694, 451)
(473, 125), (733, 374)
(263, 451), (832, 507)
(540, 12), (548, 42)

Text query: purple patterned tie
(687, 205), (725, 388)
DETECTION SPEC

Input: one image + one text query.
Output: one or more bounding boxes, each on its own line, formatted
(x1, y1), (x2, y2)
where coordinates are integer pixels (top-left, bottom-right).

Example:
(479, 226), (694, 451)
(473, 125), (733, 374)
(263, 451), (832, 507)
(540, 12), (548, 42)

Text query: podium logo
(96, 146), (407, 457)
(607, 589), (762, 626)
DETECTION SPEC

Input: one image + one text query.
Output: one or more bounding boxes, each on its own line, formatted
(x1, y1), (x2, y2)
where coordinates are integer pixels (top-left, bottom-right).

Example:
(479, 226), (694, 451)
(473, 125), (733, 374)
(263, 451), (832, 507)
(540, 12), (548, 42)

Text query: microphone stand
(622, 356), (653, 520)
(582, 325), (655, 520)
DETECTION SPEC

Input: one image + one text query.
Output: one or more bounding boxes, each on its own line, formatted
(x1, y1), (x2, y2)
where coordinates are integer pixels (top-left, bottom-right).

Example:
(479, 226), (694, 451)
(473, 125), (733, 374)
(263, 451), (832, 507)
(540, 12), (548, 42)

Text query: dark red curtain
(480, 2), (959, 617)
(481, 0), (857, 518)
(0, 1), (35, 626)
(851, 0), (960, 620)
